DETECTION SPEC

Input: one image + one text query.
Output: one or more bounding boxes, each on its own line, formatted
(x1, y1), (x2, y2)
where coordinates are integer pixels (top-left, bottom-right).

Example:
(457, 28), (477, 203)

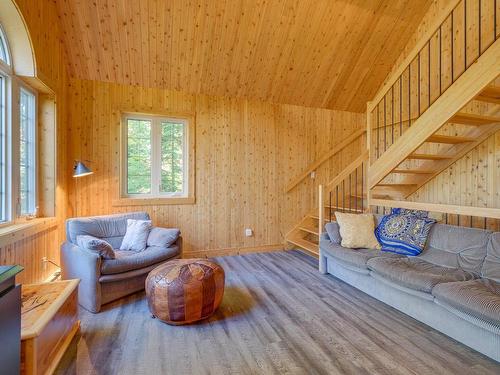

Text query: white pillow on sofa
(120, 219), (152, 252)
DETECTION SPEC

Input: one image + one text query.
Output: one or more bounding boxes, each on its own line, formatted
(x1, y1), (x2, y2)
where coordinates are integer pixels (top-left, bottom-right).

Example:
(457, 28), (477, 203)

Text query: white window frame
(0, 26), (12, 223)
(121, 113), (190, 199)
(0, 22), (38, 225)
(18, 85), (37, 216)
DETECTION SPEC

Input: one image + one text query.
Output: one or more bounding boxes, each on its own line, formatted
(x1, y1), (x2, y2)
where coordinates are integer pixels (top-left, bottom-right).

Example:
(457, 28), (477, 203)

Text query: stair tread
(426, 134), (475, 144)
(475, 86), (500, 105)
(298, 224), (319, 235)
(309, 214), (329, 222)
(450, 112), (500, 126)
(407, 153), (454, 160)
(287, 236), (318, 255)
(376, 183), (418, 187)
(392, 168), (436, 174)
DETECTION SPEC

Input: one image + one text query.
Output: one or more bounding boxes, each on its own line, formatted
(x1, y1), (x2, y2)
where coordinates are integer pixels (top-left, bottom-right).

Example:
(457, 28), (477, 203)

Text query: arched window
(0, 21), (37, 223)
(0, 24), (9, 66)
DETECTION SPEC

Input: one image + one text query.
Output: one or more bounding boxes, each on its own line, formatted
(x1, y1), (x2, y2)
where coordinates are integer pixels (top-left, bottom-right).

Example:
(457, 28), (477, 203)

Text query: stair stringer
(369, 39), (500, 190)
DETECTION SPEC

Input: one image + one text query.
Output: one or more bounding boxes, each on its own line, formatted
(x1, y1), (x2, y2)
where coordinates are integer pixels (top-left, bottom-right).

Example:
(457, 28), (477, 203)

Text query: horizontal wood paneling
(67, 79), (365, 256)
(54, 0), (432, 112)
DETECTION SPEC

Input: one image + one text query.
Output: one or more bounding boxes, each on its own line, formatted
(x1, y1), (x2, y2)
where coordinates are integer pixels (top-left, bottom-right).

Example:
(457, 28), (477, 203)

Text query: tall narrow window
(19, 88), (36, 215)
(160, 120), (185, 194)
(126, 118), (152, 194)
(0, 27), (8, 65)
(0, 74), (5, 221)
(121, 113), (192, 201)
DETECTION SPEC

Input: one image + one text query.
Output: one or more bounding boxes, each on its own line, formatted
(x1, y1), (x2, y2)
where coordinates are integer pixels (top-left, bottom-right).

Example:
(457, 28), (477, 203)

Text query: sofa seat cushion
(432, 279), (500, 327)
(101, 245), (180, 275)
(367, 257), (476, 293)
(321, 242), (402, 271)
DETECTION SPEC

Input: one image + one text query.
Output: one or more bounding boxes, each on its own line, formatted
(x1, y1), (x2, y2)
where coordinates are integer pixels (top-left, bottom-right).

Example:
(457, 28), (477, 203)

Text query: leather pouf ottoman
(145, 259), (225, 325)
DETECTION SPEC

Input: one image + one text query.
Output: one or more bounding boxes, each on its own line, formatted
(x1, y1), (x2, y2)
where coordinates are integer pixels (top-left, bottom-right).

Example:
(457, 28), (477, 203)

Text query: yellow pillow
(334, 212), (381, 249)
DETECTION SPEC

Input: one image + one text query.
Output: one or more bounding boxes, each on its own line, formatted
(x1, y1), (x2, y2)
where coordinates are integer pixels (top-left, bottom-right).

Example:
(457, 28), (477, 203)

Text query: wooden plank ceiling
(55, 0), (432, 112)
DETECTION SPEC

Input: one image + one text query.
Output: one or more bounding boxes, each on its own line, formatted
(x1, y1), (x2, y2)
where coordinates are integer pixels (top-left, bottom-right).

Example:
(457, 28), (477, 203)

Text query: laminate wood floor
(55, 251), (500, 375)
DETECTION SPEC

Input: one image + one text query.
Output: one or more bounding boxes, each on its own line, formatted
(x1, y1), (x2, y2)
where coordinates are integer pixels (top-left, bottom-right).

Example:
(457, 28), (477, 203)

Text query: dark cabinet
(0, 265), (23, 375)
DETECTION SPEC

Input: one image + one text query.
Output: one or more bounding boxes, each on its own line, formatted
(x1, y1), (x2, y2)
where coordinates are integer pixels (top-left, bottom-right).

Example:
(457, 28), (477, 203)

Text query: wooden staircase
(285, 153), (368, 256)
(370, 84), (500, 201)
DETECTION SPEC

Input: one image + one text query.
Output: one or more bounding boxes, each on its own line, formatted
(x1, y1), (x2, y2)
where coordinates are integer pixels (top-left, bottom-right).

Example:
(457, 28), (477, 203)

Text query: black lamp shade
(73, 161), (93, 177)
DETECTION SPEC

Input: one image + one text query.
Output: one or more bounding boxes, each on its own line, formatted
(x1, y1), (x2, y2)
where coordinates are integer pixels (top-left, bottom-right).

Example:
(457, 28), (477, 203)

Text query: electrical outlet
(245, 228), (253, 237)
(310, 171), (316, 179)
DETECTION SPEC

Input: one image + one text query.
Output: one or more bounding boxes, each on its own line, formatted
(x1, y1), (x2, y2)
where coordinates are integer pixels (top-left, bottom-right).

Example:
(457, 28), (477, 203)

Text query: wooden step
(426, 134), (475, 144)
(299, 224), (319, 235)
(392, 168), (435, 174)
(376, 183), (418, 187)
(309, 214), (329, 222)
(286, 236), (318, 256)
(449, 112), (500, 126)
(475, 86), (500, 105)
(406, 153), (454, 160)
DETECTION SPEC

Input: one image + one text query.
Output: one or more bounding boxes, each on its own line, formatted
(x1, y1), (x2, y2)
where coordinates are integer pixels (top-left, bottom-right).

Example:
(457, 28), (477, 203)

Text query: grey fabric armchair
(61, 212), (182, 313)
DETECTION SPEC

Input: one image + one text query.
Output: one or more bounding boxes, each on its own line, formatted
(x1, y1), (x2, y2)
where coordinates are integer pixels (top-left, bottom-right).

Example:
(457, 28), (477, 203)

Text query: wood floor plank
(55, 251), (500, 375)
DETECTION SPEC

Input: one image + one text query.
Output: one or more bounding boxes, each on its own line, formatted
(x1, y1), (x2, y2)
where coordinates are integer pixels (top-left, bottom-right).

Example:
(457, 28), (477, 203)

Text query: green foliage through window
(160, 122), (184, 193)
(125, 116), (187, 197)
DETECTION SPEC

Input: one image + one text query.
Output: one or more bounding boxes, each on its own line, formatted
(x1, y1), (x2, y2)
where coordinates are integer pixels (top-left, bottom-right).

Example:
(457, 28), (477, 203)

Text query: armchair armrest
(61, 241), (103, 312)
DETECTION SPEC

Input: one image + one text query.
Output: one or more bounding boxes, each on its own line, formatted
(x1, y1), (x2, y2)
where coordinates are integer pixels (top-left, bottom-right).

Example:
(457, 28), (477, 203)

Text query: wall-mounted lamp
(73, 161), (93, 178)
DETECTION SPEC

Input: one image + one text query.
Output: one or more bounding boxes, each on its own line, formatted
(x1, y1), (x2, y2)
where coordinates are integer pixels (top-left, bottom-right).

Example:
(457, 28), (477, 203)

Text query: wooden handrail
(285, 128), (366, 193)
(370, 199), (500, 219)
(325, 150), (368, 191)
(368, 43), (500, 188)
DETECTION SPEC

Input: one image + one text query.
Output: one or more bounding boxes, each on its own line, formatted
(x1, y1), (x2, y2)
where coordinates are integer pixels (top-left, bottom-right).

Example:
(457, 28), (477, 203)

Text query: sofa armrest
(61, 241), (103, 312)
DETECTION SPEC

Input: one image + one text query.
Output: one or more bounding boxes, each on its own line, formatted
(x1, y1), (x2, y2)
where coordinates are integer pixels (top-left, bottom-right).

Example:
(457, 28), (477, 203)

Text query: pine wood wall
(67, 79), (365, 257)
(370, 0), (500, 229)
(0, 0), (70, 284)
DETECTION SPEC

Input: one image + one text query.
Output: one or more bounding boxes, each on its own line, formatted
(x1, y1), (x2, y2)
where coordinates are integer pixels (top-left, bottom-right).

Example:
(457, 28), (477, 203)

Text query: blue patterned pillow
(391, 208), (429, 219)
(375, 213), (436, 256)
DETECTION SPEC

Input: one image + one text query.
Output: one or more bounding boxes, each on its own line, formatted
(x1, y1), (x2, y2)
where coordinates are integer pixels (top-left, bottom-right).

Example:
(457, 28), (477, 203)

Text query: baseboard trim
(183, 244), (284, 258)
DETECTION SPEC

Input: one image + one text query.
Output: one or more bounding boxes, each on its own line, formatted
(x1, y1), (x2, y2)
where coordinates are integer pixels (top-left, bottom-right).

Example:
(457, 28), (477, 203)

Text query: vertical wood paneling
(67, 79), (365, 256)
(54, 0), (433, 112)
(0, 0), (70, 284)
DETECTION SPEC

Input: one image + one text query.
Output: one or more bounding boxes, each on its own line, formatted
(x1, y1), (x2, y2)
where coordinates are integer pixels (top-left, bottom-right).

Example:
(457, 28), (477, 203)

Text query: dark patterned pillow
(375, 213), (436, 256)
(391, 208), (429, 219)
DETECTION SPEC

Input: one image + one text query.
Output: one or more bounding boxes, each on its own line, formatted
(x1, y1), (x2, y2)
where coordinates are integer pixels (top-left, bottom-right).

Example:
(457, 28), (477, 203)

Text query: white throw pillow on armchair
(120, 219), (152, 252)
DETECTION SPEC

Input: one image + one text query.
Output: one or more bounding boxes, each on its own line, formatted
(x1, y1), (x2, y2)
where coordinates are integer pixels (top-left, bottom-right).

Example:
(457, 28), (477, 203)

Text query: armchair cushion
(120, 219), (152, 252)
(76, 235), (115, 259)
(66, 211), (150, 246)
(101, 244), (180, 275)
(147, 227), (180, 248)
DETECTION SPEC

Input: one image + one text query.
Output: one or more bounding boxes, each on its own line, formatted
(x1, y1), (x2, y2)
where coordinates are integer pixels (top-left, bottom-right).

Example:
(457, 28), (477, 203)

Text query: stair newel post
(318, 184), (325, 237)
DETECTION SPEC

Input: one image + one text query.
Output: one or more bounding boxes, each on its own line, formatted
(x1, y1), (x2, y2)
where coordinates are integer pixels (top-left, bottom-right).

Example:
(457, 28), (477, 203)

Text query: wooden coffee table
(21, 279), (80, 375)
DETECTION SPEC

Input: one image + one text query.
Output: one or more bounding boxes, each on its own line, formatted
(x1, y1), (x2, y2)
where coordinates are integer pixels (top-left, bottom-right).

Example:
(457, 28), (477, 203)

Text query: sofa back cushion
(419, 223), (491, 275)
(66, 212), (150, 247)
(324, 222), (341, 244)
(481, 232), (500, 282)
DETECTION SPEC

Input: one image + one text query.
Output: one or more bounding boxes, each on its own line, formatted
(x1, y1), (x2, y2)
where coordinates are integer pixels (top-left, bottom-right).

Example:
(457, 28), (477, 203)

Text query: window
(0, 74), (5, 221)
(19, 88), (36, 215)
(121, 113), (193, 202)
(0, 22), (39, 223)
(0, 25), (9, 65)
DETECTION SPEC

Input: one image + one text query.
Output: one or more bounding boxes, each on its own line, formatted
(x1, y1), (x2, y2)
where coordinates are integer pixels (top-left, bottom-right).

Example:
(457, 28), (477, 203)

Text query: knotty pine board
(67, 79), (365, 256)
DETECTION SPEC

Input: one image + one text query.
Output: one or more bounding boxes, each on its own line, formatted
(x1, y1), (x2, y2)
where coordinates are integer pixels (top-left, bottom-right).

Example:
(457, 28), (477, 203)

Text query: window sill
(111, 197), (195, 206)
(0, 217), (58, 248)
